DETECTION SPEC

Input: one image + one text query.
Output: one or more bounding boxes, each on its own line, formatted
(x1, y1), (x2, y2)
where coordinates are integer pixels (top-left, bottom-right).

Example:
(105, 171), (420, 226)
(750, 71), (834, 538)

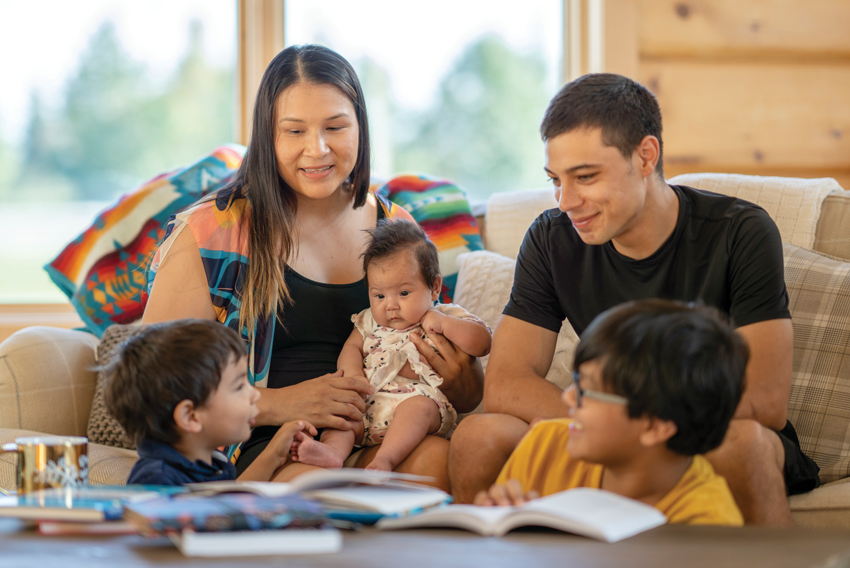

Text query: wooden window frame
(2, 0), (595, 339)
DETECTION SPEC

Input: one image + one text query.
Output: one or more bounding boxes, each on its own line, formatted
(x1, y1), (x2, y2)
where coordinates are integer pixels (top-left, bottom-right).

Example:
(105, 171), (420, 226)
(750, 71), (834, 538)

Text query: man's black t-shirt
(504, 184), (790, 335)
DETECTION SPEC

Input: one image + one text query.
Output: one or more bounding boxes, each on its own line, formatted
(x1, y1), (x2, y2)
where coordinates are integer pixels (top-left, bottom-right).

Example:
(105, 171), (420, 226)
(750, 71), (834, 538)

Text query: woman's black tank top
(264, 203), (387, 389)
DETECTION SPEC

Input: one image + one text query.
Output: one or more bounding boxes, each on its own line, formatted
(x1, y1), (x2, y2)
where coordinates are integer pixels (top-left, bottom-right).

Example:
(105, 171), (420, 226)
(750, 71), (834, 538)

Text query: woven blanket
(377, 174), (484, 302)
(44, 145), (246, 336)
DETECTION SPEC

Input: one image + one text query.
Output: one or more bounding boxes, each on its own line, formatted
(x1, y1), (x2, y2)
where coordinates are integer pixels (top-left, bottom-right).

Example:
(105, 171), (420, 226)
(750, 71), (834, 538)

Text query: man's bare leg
(706, 418), (793, 527)
(448, 413), (530, 504)
(367, 396), (442, 471)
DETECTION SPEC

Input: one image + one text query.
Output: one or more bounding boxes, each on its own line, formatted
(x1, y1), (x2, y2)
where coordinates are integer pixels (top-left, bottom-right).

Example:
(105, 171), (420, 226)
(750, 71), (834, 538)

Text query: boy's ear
(638, 417), (677, 448)
(173, 399), (203, 434)
(431, 275), (443, 301)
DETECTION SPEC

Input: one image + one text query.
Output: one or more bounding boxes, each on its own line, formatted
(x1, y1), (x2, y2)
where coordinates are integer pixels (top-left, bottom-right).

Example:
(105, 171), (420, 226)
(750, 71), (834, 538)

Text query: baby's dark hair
(362, 219), (440, 288)
(573, 299), (748, 456)
(104, 319), (246, 446)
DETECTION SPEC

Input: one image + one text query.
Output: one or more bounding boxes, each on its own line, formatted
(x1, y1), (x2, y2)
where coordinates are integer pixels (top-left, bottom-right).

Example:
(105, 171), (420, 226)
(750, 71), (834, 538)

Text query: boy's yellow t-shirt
(495, 419), (744, 526)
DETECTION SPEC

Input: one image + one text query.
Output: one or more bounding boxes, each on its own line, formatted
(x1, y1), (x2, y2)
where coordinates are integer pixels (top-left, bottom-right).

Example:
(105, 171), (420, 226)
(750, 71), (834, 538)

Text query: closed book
(124, 493), (325, 536)
(0, 486), (181, 522)
(37, 520), (139, 535)
(377, 488), (667, 543)
(169, 527), (342, 557)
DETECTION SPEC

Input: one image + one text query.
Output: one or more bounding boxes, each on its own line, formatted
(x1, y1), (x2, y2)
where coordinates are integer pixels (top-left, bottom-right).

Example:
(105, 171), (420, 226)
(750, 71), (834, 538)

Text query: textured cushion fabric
(485, 188), (557, 260)
(453, 250), (578, 409)
(783, 243), (850, 483)
(45, 145), (246, 338)
(86, 324), (141, 450)
(789, 477), (850, 529)
(377, 174), (484, 303)
(668, 173), (840, 250)
(0, 327), (99, 436)
(814, 191), (850, 262)
(0, 429), (137, 491)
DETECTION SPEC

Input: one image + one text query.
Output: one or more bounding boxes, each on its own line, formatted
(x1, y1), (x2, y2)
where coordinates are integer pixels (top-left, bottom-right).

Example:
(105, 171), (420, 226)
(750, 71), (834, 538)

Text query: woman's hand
(410, 331), (484, 413)
(473, 479), (540, 507)
(256, 371), (374, 429)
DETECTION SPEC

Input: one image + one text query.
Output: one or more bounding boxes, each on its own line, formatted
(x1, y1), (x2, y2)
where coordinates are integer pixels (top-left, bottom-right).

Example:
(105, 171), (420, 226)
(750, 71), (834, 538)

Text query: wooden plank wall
(608, 0), (850, 190)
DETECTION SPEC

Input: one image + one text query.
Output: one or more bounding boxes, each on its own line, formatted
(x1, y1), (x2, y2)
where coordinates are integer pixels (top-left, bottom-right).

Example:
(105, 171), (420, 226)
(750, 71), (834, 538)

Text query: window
(284, 0), (563, 202)
(0, 1), (237, 302)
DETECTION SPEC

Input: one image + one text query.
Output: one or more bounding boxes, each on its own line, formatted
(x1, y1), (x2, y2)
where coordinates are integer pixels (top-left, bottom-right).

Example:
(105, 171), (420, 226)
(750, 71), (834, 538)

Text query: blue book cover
(124, 493), (326, 535)
(0, 485), (184, 522)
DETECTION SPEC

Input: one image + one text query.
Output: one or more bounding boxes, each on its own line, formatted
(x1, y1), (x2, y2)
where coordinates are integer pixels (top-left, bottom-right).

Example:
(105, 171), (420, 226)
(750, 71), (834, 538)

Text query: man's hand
(410, 330), (483, 413)
(473, 479), (540, 507)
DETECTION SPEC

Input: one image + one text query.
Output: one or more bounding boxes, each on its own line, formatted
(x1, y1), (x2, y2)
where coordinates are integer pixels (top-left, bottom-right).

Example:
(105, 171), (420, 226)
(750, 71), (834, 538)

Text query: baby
(293, 219), (491, 471)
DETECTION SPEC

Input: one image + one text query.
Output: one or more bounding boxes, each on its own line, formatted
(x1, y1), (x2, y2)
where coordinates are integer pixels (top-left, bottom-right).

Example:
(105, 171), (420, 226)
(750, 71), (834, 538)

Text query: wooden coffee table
(2, 518), (849, 568)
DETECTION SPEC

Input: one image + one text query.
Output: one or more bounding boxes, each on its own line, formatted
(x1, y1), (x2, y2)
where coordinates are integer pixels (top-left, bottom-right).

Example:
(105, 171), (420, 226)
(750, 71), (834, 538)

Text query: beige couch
(3, 173), (850, 528)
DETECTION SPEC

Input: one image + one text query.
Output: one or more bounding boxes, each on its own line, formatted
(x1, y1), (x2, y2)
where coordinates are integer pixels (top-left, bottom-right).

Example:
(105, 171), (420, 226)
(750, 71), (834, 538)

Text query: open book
(377, 488), (667, 543)
(187, 468), (450, 519)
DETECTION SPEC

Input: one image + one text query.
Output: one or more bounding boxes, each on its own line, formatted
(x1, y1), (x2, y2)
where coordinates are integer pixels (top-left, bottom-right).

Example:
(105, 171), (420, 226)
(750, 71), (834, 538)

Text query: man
(448, 73), (819, 526)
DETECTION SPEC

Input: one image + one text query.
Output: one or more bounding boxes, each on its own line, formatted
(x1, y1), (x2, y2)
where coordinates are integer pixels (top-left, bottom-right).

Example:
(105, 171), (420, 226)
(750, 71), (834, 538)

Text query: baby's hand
(473, 479), (540, 507)
(265, 420), (318, 468)
(421, 309), (445, 334)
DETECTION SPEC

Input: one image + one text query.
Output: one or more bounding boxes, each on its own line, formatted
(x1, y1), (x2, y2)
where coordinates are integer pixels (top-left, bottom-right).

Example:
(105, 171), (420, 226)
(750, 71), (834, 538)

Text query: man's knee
(713, 419), (785, 475)
(451, 413), (529, 457)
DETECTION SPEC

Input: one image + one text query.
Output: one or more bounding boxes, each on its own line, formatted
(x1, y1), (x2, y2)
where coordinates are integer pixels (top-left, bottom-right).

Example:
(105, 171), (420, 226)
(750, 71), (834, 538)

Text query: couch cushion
(814, 191), (850, 262)
(784, 243), (850, 483)
(668, 173), (840, 251)
(485, 188), (557, 260)
(86, 324), (140, 450)
(45, 145), (246, 337)
(0, 429), (136, 491)
(454, 250), (578, 408)
(789, 477), (850, 529)
(0, 327), (99, 436)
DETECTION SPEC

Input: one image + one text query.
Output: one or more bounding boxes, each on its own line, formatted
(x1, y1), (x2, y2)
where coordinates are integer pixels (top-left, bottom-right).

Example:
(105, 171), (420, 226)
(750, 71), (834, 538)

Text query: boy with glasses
(474, 299), (746, 526)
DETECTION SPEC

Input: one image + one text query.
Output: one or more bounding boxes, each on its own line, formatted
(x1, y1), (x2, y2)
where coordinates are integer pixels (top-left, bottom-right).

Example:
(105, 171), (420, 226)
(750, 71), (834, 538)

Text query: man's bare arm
(482, 315), (566, 421)
(734, 318), (793, 431)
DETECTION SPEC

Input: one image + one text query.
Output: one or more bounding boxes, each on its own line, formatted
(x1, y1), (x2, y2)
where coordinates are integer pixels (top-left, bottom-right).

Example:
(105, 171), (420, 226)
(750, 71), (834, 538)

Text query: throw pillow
(45, 145), (246, 338)
(86, 325), (142, 450)
(377, 174), (484, 303)
(784, 242), (850, 483)
(453, 250), (578, 415)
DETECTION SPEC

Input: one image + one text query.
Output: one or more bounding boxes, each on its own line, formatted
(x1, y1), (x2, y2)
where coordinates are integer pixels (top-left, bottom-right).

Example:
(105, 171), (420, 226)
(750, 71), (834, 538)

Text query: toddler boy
(105, 319), (315, 485)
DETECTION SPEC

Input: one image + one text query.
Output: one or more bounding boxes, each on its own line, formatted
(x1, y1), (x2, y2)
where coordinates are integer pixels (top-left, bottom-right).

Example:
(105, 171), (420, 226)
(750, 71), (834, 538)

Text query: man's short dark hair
(362, 219), (441, 289)
(104, 319), (246, 445)
(573, 299), (748, 456)
(540, 73), (664, 178)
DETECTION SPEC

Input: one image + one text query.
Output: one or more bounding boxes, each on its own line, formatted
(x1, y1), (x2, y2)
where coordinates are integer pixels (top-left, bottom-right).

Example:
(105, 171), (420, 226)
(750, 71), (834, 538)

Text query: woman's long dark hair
(231, 44), (371, 337)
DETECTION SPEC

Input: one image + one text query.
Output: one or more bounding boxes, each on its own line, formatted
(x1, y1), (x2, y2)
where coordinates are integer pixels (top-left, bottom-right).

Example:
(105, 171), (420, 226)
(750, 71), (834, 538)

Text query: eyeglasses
(571, 371), (629, 407)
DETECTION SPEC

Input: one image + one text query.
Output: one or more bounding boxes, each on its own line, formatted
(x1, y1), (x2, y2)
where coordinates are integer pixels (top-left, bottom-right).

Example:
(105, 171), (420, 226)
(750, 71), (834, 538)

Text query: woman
(142, 45), (482, 489)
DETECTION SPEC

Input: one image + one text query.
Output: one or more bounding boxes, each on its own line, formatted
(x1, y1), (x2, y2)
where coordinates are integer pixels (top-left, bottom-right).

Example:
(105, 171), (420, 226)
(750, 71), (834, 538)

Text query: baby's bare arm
(338, 328), (367, 378)
(422, 311), (492, 357)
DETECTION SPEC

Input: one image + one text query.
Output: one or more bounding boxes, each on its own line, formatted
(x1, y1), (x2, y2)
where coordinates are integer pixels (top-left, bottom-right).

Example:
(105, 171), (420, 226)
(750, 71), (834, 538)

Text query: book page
(303, 486), (450, 515)
(515, 488), (666, 542)
(378, 504), (514, 535)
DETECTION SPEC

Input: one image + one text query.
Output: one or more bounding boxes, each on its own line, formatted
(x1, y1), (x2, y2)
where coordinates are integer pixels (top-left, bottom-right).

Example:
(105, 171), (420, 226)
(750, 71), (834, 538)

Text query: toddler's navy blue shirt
(127, 438), (236, 486)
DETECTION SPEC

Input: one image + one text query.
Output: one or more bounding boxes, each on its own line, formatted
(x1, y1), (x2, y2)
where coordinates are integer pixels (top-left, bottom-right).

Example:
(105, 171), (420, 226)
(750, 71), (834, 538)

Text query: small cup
(1, 436), (89, 494)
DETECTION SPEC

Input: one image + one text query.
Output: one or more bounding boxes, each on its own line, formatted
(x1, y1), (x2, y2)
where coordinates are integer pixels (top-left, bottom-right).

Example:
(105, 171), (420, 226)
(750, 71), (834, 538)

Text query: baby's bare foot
(294, 435), (345, 468)
(365, 455), (394, 472)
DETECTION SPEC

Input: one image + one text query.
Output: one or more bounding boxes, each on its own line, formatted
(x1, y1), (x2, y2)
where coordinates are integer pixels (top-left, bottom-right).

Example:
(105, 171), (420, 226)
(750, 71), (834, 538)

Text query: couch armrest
(0, 326), (99, 436)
